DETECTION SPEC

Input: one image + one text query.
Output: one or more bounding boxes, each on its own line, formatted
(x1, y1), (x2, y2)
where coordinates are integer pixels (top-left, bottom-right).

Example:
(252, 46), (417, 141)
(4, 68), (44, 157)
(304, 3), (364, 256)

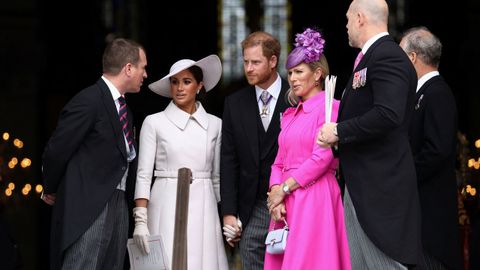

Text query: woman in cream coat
(132, 55), (228, 270)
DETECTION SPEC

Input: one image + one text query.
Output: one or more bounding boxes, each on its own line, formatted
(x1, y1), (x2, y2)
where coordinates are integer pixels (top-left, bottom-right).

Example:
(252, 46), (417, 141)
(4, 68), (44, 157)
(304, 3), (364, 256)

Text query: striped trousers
(422, 250), (448, 270)
(239, 199), (270, 270)
(344, 188), (407, 270)
(62, 189), (128, 270)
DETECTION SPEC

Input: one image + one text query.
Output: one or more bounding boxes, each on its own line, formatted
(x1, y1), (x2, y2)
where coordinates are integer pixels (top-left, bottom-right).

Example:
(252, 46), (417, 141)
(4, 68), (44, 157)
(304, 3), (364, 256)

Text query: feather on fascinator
(286, 28), (325, 69)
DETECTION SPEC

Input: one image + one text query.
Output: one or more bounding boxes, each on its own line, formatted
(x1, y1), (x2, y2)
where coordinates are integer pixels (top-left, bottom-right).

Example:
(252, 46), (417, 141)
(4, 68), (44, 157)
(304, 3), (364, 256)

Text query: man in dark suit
(318, 0), (422, 269)
(220, 31), (289, 269)
(400, 26), (463, 270)
(41, 38), (147, 270)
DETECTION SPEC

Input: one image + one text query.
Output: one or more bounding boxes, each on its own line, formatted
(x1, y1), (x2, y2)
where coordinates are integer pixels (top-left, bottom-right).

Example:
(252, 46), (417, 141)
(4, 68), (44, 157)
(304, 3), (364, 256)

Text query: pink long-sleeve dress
(264, 91), (351, 270)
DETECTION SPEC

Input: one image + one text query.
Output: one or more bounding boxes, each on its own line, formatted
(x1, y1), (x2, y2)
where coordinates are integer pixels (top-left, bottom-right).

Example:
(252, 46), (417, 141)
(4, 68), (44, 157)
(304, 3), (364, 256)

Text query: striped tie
(118, 96), (134, 152)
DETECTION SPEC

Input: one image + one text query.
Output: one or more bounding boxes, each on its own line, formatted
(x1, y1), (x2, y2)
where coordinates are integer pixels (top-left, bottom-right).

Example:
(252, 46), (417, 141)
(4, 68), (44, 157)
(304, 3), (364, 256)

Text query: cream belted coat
(134, 101), (228, 270)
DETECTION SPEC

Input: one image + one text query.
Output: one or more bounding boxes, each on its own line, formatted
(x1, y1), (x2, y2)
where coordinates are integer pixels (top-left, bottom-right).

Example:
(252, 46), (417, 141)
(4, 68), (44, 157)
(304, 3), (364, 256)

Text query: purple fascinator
(295, 28), (325, 63)
(286, 28), (325, 69)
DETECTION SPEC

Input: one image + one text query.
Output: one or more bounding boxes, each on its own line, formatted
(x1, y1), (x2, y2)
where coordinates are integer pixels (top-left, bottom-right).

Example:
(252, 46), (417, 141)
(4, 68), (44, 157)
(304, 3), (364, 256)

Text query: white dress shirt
(255, 73), (282, 123)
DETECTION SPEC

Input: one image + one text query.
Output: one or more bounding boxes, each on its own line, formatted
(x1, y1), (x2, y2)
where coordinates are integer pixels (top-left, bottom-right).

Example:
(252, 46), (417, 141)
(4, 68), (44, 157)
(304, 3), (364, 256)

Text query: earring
(197, 90), (200, 94)
(315, 80), (320, 86)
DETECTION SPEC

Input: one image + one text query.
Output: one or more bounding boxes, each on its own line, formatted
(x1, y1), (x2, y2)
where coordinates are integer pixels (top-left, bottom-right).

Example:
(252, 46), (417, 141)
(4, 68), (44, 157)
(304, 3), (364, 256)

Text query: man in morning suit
(220, 31), (289, 269)
(318, 0), (422, 269)
(400, 26), (463, 270)
(41, 38), (147, 270)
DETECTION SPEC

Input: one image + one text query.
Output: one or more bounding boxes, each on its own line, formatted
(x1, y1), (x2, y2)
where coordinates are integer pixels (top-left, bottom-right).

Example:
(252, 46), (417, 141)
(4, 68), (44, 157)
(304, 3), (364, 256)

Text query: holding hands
(222, 215), (242, 247)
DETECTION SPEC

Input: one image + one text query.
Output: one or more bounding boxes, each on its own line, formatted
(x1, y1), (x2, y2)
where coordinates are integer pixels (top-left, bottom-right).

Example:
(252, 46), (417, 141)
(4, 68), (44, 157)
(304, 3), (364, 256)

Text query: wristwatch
(282, 182), (291, 195)
(333, 126), (338, 137)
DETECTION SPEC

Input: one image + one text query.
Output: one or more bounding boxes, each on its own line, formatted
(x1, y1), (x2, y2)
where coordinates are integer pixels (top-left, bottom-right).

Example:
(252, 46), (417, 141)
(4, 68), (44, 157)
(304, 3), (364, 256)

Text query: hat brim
(148, 54), (222, 98)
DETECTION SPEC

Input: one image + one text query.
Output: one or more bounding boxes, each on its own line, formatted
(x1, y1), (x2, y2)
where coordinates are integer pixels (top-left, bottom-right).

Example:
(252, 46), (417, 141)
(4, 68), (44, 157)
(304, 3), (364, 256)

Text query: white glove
(222, 218), (243, 240)
(237, 218), (243, 230)
(133, 207), (150, 255)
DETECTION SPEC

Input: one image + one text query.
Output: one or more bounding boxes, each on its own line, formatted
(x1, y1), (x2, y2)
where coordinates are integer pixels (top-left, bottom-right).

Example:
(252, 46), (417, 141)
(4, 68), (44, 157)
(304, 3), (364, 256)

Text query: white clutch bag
(265, 219), (289, 254)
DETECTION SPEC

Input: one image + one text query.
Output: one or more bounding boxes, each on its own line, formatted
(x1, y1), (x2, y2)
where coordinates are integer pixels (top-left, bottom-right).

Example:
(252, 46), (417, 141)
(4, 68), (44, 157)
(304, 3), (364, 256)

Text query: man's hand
(317, 122), (338, 147)
(222, 215), (242, 247)
(41, 193), (56, 205)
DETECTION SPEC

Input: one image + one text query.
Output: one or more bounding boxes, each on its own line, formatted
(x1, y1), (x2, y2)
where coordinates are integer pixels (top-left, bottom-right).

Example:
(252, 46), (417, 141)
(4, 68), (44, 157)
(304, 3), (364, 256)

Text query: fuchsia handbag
(265, 219), (289, 254)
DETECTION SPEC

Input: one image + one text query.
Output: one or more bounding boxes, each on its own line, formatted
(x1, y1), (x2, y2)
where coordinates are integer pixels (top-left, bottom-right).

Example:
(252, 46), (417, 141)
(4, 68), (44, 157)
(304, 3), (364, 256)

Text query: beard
(245, 69), (275, 86)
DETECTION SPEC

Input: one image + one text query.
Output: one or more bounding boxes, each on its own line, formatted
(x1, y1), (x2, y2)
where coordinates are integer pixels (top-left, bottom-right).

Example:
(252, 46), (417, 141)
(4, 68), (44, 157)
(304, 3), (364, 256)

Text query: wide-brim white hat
(148, 54), (222, 98)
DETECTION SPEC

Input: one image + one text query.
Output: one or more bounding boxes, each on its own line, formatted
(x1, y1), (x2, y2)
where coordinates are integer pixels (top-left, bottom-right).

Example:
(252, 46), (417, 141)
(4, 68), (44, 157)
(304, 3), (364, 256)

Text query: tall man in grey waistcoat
(318, 0), (422, 269)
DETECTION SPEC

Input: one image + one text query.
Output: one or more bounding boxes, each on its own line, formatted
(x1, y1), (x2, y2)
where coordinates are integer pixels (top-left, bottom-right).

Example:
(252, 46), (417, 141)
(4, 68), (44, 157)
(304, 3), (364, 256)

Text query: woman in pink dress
(265, 28), (351, 270)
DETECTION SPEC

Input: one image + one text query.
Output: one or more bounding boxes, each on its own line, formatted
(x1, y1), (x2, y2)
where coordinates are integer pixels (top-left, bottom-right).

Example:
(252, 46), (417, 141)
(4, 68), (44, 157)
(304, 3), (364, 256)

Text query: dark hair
(102, 38), (145, 75)
(187, 65), (206, 100)
(241, 31), (281, 66)
(188, 65), (203, 82)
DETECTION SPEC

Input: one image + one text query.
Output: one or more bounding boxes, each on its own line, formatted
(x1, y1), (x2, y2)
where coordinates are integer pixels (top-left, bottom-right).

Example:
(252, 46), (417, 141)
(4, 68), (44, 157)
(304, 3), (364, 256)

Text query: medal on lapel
(415, 94), (424, 110)
(352, 67), (367, 89)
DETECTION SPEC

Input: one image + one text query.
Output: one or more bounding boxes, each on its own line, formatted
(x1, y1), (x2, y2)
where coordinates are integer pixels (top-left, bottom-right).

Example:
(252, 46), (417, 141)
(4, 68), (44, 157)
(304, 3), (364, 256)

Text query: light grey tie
(260, 91), (272, 130)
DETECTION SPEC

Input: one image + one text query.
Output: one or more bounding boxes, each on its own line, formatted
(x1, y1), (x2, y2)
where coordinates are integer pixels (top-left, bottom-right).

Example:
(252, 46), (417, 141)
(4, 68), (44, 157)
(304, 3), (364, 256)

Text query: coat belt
(153, 170), (212, 179)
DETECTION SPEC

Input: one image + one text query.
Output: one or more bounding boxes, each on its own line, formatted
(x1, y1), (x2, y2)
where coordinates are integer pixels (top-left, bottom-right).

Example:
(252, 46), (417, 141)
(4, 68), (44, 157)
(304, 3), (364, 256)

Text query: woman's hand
(267, 185), (285, 212)
(133, 207), (150, 255)
(270, 203), (286, 221)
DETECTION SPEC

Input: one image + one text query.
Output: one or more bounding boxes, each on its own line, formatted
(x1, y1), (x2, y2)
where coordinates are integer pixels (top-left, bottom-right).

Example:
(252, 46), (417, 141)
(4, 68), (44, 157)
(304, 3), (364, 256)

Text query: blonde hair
(286, 54), (330, 106)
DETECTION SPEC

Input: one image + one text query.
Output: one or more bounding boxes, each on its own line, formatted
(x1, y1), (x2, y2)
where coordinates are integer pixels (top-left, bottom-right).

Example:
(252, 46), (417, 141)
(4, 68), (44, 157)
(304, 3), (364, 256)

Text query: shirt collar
(255, 73), (282, 101)
(164, 101), (209, 130)
(101, 76), (122, 101)
(295, 91), (324, 114)
(417, 71), (440, 92)
(362, 32), (389, 54)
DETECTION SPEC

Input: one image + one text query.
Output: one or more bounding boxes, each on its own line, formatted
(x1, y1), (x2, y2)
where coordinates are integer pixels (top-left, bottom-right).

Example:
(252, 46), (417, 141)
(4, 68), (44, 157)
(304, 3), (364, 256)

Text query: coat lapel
(414, 76), (437, 112)
(416, 76), (438, 100)
(241, 86), (260, 164)
(339, 36), (390, 117)
(96, 79), (128, 160)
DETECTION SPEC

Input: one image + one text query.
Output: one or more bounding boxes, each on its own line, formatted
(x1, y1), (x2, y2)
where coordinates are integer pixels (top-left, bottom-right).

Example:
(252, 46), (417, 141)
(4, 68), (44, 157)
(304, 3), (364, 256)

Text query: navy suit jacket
(337, 35), (422, 265)
(42, 79), (137, 270)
